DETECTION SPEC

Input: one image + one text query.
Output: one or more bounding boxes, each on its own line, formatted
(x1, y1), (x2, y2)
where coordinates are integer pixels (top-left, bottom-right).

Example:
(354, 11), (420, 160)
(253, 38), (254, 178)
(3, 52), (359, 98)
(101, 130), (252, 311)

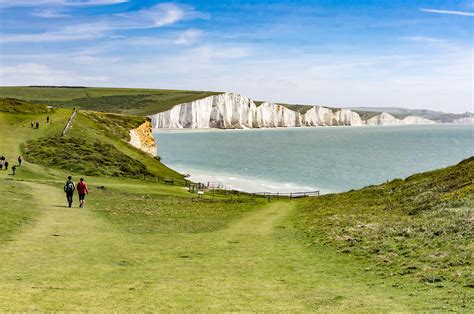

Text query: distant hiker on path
(30, 122), (34, 128)
(18, 156), (22, 166)
(11, 165), (16, 175)
(46, 116), (50, 123)
(0, 159), (3, 170)
(36, 122), (39, 129)
(4, 161), (9, 171)
(64, 176), (75, 208)
(77, 178), (89, 208)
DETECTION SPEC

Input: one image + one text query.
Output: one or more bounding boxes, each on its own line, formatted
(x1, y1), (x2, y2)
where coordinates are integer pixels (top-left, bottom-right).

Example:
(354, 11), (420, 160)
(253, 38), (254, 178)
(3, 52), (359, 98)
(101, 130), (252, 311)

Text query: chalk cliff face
(453, 116), (474, 124)
(150, 93), (362, 129)
(129, 120), (157, 157)
(152, 93), (257, 129)
(255, 102), (302, 127)
(150, 93), (435, 130)
(365, 112), (435, 125)
(303, 106), (362, 126)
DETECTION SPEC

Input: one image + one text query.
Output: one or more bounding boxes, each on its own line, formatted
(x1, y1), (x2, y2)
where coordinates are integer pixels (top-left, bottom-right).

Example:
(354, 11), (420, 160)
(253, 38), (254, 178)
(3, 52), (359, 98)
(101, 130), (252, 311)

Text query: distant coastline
(150, 93), (472, 131)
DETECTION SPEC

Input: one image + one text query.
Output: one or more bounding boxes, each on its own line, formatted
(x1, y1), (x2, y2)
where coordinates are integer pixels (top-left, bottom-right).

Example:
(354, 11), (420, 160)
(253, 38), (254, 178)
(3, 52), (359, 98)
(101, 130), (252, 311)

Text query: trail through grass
(0, 184), (419, 311)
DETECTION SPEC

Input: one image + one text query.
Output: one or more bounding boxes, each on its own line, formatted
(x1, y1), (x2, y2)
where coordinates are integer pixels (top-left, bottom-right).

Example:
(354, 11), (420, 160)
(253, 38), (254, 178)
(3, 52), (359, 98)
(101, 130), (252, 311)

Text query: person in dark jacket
(4, 160), (8, 170)
(64, 176), (75, 208)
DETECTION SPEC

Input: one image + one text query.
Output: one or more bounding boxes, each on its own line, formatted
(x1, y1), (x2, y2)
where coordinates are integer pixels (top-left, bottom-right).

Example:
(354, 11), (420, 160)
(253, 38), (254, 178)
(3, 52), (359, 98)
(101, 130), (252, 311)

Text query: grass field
(0, 86), (221, 116)
(0, 100), (472, 311)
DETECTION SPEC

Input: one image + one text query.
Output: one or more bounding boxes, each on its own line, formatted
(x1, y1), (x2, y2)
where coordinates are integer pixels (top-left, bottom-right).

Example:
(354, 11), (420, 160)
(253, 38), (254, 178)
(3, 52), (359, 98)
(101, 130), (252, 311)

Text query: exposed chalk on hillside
(129, 119), (157, 157)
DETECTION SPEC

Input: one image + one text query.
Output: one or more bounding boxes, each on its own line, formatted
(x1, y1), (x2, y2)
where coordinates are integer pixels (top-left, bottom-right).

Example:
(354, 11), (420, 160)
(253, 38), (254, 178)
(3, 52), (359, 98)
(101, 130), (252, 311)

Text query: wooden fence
(187, 181), (319, 199)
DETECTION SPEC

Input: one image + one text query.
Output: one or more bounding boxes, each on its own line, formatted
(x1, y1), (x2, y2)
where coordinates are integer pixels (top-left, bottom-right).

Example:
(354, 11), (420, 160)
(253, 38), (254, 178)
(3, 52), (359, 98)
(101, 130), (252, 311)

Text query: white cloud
(0, 0), (128, 8)
(420, 8), (474, 16)
(32, 8), (70, 18)
(112, 29), (204, 46)
(113, 3), (207, 29)
(0, 22), (109, 42)
(174, 29), (204, 45)
(1, 3), (205, 43)
(0, 63), (109, 85)
(73, 55), (121, 65)
(405, 36), (447, 43)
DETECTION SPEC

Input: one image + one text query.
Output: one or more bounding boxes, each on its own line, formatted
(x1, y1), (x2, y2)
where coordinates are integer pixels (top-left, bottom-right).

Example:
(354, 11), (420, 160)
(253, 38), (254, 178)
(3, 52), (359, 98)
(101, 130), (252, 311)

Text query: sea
(154, 124), (474, 194)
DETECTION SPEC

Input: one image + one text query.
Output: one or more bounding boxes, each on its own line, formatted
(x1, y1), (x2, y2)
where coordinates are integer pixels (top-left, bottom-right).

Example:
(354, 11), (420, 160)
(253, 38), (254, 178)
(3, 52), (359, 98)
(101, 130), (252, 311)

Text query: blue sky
(0, 0), (472, 113)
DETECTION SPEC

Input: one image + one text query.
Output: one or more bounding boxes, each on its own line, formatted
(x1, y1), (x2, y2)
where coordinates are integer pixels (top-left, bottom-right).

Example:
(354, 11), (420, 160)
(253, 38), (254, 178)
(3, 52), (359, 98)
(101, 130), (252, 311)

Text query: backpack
(65, 181), (75, 193)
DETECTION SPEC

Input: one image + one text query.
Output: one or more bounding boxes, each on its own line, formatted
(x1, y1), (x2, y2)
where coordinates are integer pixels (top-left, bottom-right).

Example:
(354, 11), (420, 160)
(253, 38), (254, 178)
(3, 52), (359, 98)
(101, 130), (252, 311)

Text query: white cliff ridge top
(149, 92), (436, 130)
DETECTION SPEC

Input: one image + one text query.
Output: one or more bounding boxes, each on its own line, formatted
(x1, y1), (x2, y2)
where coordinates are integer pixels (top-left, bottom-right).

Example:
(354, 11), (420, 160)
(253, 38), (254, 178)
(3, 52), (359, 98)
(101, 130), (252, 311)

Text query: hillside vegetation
(81, 111), (145, 142)
(0, 97), (52, 114)
(23, 137), (155, 179)
(20, 111), (183, 183)
(0, 86), (221, 116)
(293, 157), (473, 292)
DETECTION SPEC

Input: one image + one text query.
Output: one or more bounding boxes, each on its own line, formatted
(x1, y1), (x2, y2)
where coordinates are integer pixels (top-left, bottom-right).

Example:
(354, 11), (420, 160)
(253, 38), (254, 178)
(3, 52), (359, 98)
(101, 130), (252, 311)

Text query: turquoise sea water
(154, 125), (474, 194)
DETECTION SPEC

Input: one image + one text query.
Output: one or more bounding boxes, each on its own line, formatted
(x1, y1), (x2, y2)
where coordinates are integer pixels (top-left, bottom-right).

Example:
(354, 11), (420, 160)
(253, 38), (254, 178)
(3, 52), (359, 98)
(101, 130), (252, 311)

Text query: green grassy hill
(293, 157), (473, 295)
(0, 97), (52, 114)
(1, 86), (385, 117)
(0, 86), (221, 116)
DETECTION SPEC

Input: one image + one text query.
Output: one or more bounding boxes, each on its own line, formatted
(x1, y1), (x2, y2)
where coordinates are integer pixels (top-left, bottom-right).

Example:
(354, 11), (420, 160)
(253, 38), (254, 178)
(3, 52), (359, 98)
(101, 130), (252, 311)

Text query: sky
(0, 0), (472, 113)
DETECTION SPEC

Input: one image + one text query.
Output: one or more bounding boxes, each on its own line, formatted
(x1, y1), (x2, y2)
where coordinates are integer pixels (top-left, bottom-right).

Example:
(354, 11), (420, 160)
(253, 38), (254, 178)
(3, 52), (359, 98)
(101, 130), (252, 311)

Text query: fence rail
(61, 109), (76, 136)
(253, 191), (320, 198)
(186, 181), (319, 199)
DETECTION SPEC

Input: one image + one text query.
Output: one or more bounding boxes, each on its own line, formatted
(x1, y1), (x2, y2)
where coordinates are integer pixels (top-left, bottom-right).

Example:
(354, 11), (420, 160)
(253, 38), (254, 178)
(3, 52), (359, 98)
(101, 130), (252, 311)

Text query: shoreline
(152, 123), (467, 133)
(163, 163), (328, 194)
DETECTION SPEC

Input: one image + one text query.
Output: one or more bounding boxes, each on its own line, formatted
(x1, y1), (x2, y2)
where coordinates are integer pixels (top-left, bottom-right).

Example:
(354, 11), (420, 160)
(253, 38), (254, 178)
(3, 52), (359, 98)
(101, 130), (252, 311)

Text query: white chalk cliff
(365, 112), (436, 125)
(453, 116), (474, 124)
(150, 93), (435, 130)
(303, 106), (362, 126)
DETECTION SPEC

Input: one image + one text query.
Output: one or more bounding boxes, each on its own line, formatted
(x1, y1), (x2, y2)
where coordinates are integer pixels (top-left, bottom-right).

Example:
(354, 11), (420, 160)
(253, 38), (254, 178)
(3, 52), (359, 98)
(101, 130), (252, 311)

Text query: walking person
(46, 116), (50, 123)
(0, 159), (3, 170)
(77, 178), (89, 208)
(11, 165), (16, 175)
(18, 156), (22, 167)
(64, 176), (75, 208)
(4, 160), (8, 171)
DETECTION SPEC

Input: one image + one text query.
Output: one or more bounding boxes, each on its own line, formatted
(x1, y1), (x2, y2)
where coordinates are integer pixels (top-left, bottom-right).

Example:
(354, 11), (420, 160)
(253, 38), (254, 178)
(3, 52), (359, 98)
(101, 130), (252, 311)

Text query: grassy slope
(293, 158), (473, 302)
(0, 86), (221, 116)
(20, 110), (183, 182)
(0, 97), (51, 114)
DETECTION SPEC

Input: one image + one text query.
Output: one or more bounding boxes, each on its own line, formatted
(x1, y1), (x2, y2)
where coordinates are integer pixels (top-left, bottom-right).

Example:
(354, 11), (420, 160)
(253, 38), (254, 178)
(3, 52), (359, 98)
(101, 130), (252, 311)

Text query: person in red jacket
(77, 177), (89, 208)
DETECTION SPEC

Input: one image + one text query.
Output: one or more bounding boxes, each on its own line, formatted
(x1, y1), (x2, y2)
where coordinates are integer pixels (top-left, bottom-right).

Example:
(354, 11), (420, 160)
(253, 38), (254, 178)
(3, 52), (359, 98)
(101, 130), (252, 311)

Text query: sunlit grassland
(0, 86), (221, 116)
